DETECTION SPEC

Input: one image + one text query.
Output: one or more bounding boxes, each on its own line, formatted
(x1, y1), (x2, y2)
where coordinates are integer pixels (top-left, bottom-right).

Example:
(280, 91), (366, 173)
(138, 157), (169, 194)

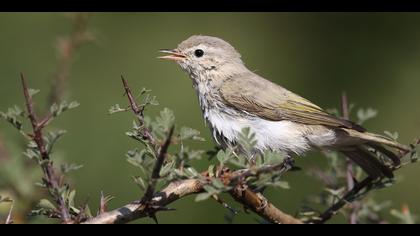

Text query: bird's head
(159, 35), (245, 79)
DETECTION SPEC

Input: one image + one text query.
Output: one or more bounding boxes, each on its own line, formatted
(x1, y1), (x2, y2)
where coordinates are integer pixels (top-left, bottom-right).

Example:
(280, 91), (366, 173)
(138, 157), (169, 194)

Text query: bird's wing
(220, 73), (365, 132)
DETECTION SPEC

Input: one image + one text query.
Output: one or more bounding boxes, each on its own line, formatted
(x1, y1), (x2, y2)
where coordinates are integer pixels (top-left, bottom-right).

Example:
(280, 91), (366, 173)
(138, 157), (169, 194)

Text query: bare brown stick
(21, 74), (72, 223)
(230, 185), (303, 224)
(48, 13), (93, 106)
(82, 179), (203, 224)
(142, 126), (175, 202)
(84, 171), (303, 224)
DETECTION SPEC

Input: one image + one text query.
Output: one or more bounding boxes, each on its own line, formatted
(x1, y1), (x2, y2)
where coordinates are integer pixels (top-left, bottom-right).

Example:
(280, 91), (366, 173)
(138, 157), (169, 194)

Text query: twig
(21, 74), (72, 223)
(309, 176), (374, 224)
(142, 125), (174, 203)
(121, 76), (156, 146)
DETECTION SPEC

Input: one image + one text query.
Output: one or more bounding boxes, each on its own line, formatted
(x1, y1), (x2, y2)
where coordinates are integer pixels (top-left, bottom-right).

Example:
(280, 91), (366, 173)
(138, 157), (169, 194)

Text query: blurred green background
(0, 13), (419, 224)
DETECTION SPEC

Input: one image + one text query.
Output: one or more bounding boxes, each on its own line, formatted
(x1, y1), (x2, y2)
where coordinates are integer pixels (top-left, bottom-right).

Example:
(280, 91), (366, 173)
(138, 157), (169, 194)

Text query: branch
(309, 176), (374, 224)
(21, 74), (72, 223)
(82, 179), (203, 224)
(142, 125), (174, 202)
(230, 184), (303, 224)
(222, 166), (303, 224)
(121, 76), (156, 146)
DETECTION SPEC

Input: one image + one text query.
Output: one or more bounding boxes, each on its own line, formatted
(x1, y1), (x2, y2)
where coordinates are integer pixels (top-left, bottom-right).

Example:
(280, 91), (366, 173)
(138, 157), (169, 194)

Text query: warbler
(159, 35), (409, 178)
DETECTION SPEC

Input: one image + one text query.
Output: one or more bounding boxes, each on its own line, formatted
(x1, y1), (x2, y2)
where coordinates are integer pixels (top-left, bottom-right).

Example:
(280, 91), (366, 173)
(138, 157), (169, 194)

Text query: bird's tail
(340, 129), (410, 179)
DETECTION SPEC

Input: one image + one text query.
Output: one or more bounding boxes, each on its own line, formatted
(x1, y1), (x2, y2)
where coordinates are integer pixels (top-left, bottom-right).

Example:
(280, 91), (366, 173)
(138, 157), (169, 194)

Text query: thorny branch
(21, 74), (72, 223)
(142, 125), (174, 203)
(121, 76), (156, 147)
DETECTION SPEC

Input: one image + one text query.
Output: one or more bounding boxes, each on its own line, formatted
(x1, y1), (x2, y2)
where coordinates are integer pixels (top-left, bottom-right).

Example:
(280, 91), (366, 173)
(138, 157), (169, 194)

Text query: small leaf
(195, 192), (212, 202)
(184, 167), (199, 178)
(108, 104), (128, 114)
(28, 88), (40, 97)
(384, 131), (399, 141)
(357, 108), (378, 124)
(61, 163), (83, 173)
(211, 178), (225, 190)
(68, 189), (77, 207)
(37, 199), (57, 210)
(208, 165), (215, 178)
(156, 108), (175, 133)
(180, 127), (205, 141)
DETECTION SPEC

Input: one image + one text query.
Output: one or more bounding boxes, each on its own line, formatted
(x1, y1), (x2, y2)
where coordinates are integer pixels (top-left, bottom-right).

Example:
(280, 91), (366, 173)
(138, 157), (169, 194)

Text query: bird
(159, 35), (410, 179)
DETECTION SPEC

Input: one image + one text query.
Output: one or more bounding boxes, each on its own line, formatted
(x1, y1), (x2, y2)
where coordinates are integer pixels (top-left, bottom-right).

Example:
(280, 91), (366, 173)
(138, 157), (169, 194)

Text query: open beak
(158, 49), (186, 61)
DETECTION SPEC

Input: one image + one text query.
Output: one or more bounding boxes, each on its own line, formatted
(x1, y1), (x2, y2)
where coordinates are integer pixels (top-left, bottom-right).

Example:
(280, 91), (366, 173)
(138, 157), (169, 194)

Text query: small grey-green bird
(159, 35), (409, 179)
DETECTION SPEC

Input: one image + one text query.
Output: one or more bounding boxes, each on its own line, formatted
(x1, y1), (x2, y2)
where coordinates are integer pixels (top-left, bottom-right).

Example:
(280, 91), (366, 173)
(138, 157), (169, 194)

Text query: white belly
(206, 108), (332, 155)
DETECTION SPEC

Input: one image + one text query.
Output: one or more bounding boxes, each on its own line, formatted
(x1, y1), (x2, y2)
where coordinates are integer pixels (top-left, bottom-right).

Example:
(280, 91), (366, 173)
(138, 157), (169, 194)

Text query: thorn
(150, 213), (159, 224)
(5, 202), (14, 224)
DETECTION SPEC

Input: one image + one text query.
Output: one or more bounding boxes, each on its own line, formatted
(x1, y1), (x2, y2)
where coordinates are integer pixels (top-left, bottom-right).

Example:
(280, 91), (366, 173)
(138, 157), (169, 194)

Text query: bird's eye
(194, 49), (204, 57)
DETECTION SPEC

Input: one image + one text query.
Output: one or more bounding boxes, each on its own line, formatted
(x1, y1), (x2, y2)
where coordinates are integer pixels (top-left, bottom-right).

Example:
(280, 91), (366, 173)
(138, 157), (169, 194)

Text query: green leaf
(45, 130), (67, 154)
(126, 149), (154, 170)
(50, 100), (80, 117)
(37, 199), (57, 210)
(195, 192), (212, 202)
(208, 165), (215, 178)
(237, 127), (257, 157)
(270, 181), (290, 189)
(357, 108), (378, 124)
(28, 88), (40, 97)
(108, 104), (128, 114)
(211, 178), (225, 190)
(60, 163), (83, 173)
(68, 189), (77, 207)
(384, 131), (399, 141)
(0, 106), (24, 131)
(23, 148), (40, 160)
(263, 151), (286, 166)
(184, 167), (199, 178)
(216, 150), (227, 165)
(180, 127), (205, 141)
(156, 108), (175, 133)
(391, 207), (417, 224)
